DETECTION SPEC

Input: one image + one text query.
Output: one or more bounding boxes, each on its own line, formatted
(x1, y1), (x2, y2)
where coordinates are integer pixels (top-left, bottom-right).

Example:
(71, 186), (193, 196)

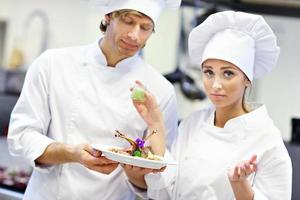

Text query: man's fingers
(91, 149), (102, 157)
(82, 144), (102, 157)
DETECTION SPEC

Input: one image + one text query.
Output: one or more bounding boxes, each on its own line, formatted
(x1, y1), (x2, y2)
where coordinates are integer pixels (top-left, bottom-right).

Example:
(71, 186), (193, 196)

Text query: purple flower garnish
(135, 138), (145, 148)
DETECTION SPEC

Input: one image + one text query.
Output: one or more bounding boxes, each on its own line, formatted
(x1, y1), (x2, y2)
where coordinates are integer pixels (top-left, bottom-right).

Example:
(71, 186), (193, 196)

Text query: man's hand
(74, 143), (119, 174)
(121, 164), (166, 189)
(35, 142), (119, 174)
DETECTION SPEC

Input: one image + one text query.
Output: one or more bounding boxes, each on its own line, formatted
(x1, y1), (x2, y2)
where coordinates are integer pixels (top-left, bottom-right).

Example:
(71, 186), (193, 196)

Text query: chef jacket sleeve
(7, 50), (55, 172)
(124, 150), (176, 199)
(252, 146), (292, 200)
(145, 150), (177, 199)
(160, 89), (178, 150)
(144, 115), (190, 199)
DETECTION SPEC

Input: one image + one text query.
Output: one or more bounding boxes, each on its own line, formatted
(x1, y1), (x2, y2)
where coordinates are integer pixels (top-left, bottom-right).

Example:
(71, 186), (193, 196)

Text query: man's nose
(127, 26), (139, 41)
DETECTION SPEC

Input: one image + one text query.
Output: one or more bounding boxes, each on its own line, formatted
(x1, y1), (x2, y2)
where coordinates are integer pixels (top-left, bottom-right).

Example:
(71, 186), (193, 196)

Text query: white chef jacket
(145, 104), (292, 200)
(7, 39), (178, 200)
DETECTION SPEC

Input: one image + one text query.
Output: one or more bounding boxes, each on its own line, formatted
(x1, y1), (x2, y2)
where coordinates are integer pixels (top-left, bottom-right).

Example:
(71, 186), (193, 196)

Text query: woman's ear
(245, 79), (251, 88)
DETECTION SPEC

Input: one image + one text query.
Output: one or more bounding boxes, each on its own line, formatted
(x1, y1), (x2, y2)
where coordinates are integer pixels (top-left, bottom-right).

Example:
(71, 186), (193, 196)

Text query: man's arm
(36, 142), (119, 174)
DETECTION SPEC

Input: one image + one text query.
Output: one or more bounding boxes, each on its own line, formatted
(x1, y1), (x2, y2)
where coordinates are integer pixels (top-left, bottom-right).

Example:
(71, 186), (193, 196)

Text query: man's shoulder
(143, 63), (174, 87)
(44, 43), (91, 58)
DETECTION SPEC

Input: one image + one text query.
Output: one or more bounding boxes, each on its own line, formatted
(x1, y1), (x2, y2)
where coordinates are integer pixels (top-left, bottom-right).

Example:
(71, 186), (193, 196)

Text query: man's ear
(104, 14), (111, 25)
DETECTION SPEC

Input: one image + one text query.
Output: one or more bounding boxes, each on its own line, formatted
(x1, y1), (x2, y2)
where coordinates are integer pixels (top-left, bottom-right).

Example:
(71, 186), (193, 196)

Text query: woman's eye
(203, 70), (214, 77)
(224, 70), (234, 78)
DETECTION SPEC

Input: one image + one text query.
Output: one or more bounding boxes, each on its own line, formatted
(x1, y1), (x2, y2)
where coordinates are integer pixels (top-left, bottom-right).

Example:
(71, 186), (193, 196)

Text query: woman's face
(202, 59), (250, 109)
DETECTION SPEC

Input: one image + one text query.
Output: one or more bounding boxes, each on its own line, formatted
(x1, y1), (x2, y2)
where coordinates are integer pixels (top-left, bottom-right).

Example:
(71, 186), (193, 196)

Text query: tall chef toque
(188, 10), (280, 81)
(96, 0), (181, 27)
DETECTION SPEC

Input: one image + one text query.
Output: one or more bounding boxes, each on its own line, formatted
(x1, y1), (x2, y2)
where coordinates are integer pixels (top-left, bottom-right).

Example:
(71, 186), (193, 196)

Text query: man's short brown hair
(99, 9), (154, 33)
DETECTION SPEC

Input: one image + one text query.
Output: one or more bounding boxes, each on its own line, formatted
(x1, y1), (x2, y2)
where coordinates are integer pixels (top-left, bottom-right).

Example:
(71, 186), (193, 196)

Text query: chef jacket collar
(83, 37), (140, 73)
(207, 103), (270, 131)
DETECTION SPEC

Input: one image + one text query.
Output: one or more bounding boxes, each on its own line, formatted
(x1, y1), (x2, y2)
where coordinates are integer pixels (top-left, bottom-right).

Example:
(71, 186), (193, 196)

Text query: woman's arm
(228, 147), (292, 200)
(250, 147), (292, 200)
(123, 81), (166, 188)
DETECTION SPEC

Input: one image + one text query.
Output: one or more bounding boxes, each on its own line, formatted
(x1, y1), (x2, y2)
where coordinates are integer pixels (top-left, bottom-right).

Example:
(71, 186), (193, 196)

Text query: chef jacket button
(184, 156), (188, 160)
(178, 193), (182, 198)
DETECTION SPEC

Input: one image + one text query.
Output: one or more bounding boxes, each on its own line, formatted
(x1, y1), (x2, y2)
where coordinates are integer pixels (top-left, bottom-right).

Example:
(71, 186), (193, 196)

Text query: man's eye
(141, 25), (152, 31)
(123, 17), (133, 24)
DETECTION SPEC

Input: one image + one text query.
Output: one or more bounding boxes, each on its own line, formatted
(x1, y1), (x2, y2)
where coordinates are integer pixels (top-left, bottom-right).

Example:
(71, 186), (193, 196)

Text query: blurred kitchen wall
(0, 0), (103, 69)
(256, 15), (300, 141)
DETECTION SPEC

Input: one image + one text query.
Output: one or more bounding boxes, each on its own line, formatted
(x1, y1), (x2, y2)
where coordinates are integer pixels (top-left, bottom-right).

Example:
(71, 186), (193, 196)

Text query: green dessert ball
(131, 86), (145, 101)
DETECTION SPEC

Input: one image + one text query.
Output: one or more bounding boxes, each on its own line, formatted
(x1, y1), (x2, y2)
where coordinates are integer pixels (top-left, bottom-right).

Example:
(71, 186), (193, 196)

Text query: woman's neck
(214, 104), (248, 128)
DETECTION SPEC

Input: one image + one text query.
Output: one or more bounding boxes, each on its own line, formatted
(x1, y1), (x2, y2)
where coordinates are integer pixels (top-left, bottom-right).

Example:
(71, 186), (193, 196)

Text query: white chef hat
(188, 10), (280, 81)
(96, 0), (181, 26)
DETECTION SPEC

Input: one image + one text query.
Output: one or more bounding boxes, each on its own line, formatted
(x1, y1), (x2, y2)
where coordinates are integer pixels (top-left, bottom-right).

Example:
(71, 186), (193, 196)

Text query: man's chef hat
(188, 11), (280, 81)
(96, 0), (181, 26)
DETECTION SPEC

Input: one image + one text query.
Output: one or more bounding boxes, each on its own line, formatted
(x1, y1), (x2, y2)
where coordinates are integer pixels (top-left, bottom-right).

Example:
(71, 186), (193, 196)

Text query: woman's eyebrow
(220, 66), (238, 71)
(202, 65), (212, 69)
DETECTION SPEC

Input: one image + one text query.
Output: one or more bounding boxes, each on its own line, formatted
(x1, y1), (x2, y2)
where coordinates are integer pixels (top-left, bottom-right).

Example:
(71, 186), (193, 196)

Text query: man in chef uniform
(7, 0), (181, 199)
(142, 11), (292, 199)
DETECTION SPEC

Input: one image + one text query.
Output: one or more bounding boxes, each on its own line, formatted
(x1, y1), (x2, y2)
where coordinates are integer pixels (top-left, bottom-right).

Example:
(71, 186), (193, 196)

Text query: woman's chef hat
(96, 0), (181, 26)
(188, 11), (280, 81)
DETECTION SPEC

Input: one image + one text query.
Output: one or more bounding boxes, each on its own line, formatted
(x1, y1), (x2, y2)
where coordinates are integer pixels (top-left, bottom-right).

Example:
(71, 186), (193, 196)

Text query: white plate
(91, 144), (177, 169)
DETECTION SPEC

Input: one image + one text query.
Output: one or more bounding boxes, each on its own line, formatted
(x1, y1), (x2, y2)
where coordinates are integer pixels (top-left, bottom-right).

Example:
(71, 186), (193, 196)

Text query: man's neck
(99, 38), (127, 67)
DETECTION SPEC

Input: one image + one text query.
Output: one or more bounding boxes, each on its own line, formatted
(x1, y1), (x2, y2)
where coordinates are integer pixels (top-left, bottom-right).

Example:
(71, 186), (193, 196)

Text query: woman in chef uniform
(7, 0), (181, 200)
(142, 11), (292, 199)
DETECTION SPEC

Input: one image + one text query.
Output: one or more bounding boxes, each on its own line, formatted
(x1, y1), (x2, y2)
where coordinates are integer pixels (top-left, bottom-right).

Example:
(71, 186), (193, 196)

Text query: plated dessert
(110, 130), (161, 161)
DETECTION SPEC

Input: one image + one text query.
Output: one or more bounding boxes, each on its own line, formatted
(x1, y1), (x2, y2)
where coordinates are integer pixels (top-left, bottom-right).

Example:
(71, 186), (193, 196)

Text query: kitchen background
(1, 0), (300, 199)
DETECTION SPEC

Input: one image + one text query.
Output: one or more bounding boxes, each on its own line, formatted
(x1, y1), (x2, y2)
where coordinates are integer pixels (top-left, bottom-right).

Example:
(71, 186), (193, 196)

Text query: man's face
(105, 12), (154, 58)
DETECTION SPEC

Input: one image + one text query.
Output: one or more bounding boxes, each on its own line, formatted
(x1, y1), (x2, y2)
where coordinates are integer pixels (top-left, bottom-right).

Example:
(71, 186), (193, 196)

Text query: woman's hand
(228, 155), (257, 200)
(121, 164), (166, 189)
(228, 154), (257, 182)
(131, 80), (163, 127)
(131, 80), (166, 156)
(74, 143), (119, 174)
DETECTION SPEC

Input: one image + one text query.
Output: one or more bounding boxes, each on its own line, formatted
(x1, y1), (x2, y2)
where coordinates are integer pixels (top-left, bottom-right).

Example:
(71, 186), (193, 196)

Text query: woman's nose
(212, 78), (222, 89)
